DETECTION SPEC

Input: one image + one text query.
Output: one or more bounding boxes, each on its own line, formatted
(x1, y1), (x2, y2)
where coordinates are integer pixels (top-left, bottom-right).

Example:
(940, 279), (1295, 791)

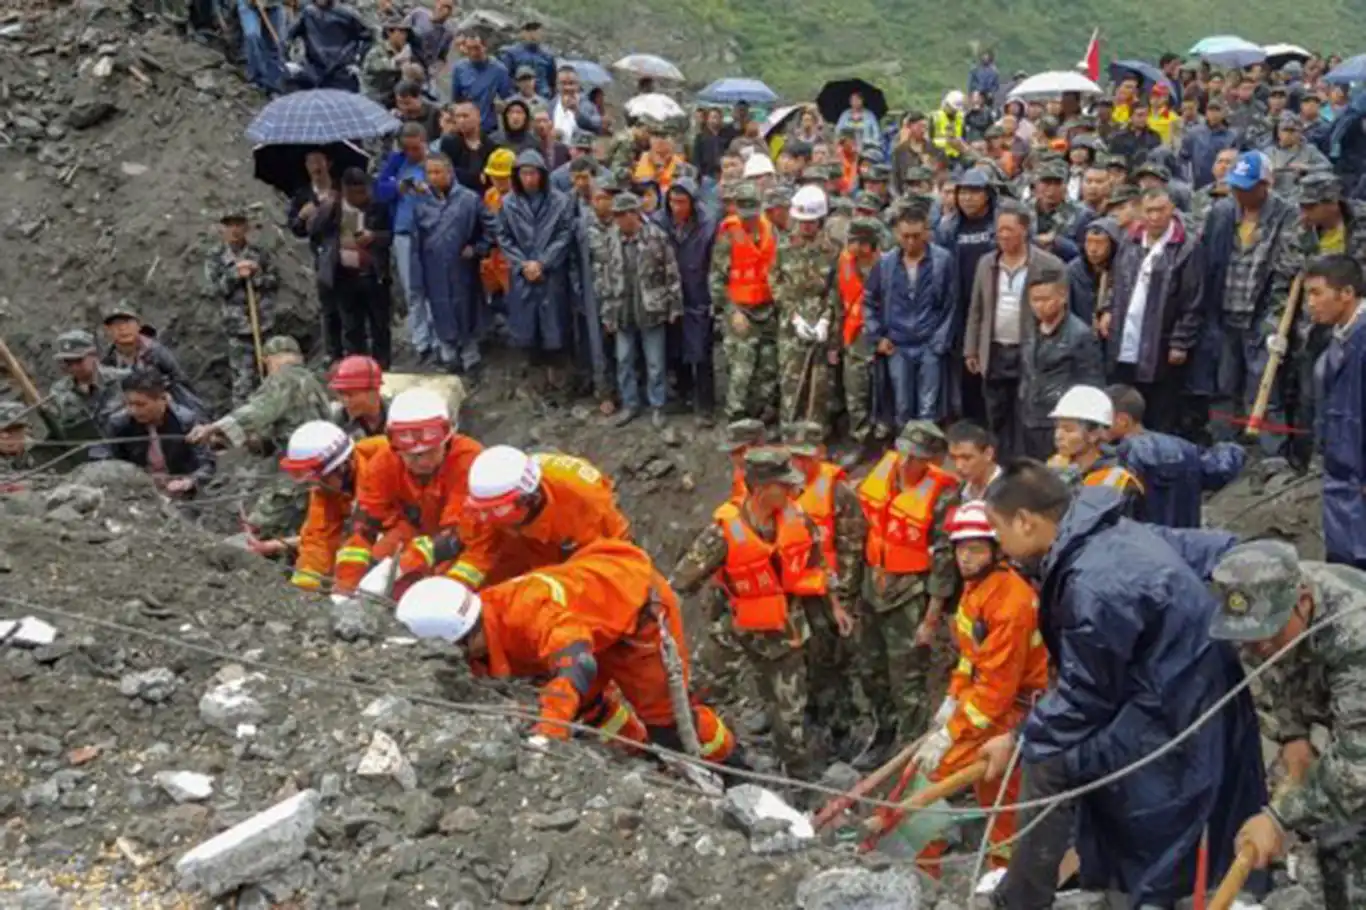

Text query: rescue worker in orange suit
(333, 387), (486, 596)
(1047, 384), (1144, 519)
(853, 420), (961, 771)
(784, 420), (869, 761)
(447, 445), (631, 590)
(281, 420), (391, 591)
(671, 448), (854, 780)
(711, 183), (780, 423)
(719, 418), (767, 503)
(914, 500), (1050, 873)
(327, 354), (388, 439)
(834, 218), (883, 451)
(395, 538), (742, 767)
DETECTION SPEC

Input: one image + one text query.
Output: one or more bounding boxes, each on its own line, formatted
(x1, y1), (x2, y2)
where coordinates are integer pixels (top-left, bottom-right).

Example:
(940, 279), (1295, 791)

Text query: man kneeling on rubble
(395, 538), (743, 769)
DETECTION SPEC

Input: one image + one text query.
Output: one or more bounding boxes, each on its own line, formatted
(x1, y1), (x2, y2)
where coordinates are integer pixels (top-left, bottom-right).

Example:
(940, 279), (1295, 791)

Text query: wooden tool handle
(1248, 273), (1303, 437)
(246, 283), (267, 380)
(0, 334), (43, 406)
(902, 760), (988, 810)
(1208, 848), (1255, 910)
(813, 735), (923, 830)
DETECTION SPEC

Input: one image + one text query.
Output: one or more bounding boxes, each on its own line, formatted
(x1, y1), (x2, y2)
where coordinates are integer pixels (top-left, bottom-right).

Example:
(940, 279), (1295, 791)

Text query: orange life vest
(713, 502), (826, 632)
(1083, 463), (1144, 494)
(720, 215), (777, 307)
(837, 248), (867, 347)
(730, 467), (747, 504)
(480, 187), (510, 296)
(839, 150), (859, 195)
(857, 451), (955, 574)
(633, 154), (683, 193)
(796, 462), (845, 573)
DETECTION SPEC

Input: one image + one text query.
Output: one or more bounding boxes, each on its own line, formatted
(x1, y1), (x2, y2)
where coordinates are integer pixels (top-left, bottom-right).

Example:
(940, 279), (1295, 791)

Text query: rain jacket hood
(511, 149), (550, 195)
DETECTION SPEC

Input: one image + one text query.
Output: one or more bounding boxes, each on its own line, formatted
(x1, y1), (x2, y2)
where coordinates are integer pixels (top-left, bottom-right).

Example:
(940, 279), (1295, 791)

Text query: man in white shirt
(947, 420), (1001, 501)
(550, 65), (602, 144)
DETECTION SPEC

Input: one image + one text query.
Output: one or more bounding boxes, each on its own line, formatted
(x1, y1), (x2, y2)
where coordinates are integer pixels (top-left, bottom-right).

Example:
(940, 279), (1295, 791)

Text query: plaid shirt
(1221, 194), (1299, 329)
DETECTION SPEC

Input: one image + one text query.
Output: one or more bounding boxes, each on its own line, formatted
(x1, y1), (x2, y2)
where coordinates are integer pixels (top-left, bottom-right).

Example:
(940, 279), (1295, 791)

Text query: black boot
(851, 723), (899, 772)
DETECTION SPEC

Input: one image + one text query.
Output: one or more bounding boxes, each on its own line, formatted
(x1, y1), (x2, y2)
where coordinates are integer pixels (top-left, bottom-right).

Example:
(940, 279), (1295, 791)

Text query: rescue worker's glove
(914, 727), (953, 773)
(931, 696), (958, 729)
(1266, 334), (1289, 358)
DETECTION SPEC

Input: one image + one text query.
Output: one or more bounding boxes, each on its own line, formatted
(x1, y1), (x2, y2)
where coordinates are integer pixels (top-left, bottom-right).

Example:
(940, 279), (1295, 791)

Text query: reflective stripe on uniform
(956, 611), (974, 639)
(964, 700), (992, 729)
(955, 656), (974, 677)
(596, 703), (632, 743)
(290, 571), (322, 590)
(1030, 630), (1044, 648)
(412, 535), (436, 568)
(700, 719), (731, 757)
(446, 562), (485, 587)
(336, 546), (372, 566)
(529, 572), (568, 606)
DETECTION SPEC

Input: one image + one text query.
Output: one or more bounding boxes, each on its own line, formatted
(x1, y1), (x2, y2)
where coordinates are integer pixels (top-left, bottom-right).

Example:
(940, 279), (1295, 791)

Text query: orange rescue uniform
(474, 539), (735, 761)
(450, 453), (631, 589)
(719, 215), (777, 306)
(922, 564), (1050, 869)
(858, 452), (957, 575)
(480, 187), (511, 297)
(334, 434), (485, 592)
(291, 436), (390, 590)
(836, 248), (867, 347)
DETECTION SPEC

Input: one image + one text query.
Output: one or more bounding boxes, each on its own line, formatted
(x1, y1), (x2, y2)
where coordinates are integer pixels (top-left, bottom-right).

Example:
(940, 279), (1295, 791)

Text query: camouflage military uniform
(1210, 542), (1366, 908)
(713, 185), (780, 422)
(858, 423), (960, 745)
(0, 401), (37, 475)
(597, 204), (682, 331)
(773, 226), (840, 428)
(204, 236), (279, 406)
(41, 330), (128, 468)
(1190, 184), (1230, 237)
(211, 339), (332, 539)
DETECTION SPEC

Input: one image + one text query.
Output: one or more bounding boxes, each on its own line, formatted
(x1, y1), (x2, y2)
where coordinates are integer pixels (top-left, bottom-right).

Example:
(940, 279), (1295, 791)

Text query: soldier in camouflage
(774, 186), (842, 430)
(42, 329), (128, 467)
(785, 420), (865, 758)
(712, 184), (781, 423)
(187, 336), (333, 544)
(670, 448), (852, 780)
(1030, 158), (1082, 250)
(0, 402), (36, 473)
(763, 184), (795, 235)
(1191, 147), (1239, 237)
(204, 210), (279, 407)
(1210, 540), (1366, 908)
(599, 192), (683, 429)
(852, 421), (960, 770)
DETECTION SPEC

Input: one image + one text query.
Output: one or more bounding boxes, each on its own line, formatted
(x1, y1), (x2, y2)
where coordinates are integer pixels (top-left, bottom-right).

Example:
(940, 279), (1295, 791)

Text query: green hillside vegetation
(550, 0), (1366, 107)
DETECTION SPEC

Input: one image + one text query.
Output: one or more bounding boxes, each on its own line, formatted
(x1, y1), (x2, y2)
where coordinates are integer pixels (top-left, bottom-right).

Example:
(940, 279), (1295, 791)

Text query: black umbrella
(252, 141), (370, 196)
(816, 78), (888, 126)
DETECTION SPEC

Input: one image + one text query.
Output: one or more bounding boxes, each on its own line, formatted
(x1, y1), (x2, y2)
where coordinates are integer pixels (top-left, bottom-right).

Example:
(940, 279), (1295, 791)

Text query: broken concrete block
(174, 790), (320, 896)
(0, 616), (58, 647)
(356, 729), (417, 791)
(155, 770), (214, 803)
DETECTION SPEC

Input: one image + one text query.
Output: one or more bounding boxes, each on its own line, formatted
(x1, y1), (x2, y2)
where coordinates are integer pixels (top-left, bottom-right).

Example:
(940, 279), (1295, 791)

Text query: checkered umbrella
(245, 89), (400, 145)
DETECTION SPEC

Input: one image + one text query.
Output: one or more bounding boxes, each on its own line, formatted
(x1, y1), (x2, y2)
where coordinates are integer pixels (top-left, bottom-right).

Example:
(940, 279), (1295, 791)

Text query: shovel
(1247, 273), (1303, 439)
(812, 733), (926, 831)
(245, 282), (267, 380)
(859, 760), (988, 853)
(1208, 846), (1256, 910)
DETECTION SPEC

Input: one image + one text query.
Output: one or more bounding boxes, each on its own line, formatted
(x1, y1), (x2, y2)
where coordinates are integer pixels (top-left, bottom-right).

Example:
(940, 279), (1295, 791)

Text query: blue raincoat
(496, 150), (579, 351)
(1024, 489), (1267, 906)
(1316, 316), (1366, 568)
(409, 184), (487, 350)
(1115, 431), (1246, 528)
(655, 177), (718, 365)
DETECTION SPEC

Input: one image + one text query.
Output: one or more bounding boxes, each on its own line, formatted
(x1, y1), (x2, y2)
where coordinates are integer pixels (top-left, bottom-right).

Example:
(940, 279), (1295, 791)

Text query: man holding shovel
(204, 210), (278, 406)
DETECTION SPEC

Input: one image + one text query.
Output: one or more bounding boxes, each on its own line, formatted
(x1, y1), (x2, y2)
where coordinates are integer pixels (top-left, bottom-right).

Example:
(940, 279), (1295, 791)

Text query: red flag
(1080, 28), (1101, 82)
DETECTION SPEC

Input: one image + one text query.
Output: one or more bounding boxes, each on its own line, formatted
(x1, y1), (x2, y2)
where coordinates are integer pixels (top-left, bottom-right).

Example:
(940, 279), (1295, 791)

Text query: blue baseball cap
(1227, 151), (1272, 191)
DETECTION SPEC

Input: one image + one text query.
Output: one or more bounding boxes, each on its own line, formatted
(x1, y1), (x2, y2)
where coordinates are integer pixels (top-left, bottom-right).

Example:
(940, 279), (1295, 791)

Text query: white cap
(944, 90), (966, 112)
(789, 185), (829, 222)
(742, 155), (776, 179)
(282, 420), (353, 476)
(396, 577), (482, 643)
(1049, 385), (1114, 428)
(468, 445), (542, 502)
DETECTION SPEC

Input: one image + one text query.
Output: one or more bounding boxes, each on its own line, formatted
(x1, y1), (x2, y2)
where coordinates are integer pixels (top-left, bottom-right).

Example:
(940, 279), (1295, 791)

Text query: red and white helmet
(945, 500), (996, 543)
(386, 388), (452, 453)
(280, 420), (354, 480)
(328, 355), (384, 392)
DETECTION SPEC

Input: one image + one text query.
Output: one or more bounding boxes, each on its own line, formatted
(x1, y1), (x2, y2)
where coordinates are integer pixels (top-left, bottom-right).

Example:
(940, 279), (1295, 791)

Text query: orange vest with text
(837, 248), (868, 347)
(858, 451), (955, 574)
(720, 215), (777, 306)
(713, 502), (826, 632)
(796, 462), (845, 573)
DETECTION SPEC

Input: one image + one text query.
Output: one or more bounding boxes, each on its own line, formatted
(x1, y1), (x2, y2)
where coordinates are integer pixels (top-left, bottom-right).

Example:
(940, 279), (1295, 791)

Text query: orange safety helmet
(328, 355), (384, 392)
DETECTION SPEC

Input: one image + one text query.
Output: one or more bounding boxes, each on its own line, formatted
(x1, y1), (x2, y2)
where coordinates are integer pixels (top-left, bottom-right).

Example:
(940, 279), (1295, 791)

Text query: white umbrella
(1007, 70), (1103, 100)
(625, 93), (685, 121)
(1264, 43), (1312, 66)
(612, 53), (685, 82)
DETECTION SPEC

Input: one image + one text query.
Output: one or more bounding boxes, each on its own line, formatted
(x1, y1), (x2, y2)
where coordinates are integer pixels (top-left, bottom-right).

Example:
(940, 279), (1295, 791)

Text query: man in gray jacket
(1019, 262), (1104, 458)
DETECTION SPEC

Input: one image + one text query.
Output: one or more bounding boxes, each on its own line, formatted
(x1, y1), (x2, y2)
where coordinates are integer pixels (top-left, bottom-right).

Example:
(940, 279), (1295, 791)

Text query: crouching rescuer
(914, 500), (1049, 872)
(395, 539), (741, 767)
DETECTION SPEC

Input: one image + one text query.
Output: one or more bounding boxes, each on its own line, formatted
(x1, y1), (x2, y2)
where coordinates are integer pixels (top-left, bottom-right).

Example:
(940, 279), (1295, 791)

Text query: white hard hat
(946, 500), (997, 543)
(742, 154), (776, 179)
(944, 90), (965, 112)
(280, 420), (353, 479)
(396, 577), (482, 643)
(789, 185), (829, 222)
(1049, 385), (1114, 428)
(386, 387), (452, 453)
(467, 445), (542, 504)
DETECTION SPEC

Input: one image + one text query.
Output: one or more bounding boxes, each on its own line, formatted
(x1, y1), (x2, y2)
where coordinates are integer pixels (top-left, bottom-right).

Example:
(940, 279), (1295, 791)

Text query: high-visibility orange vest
(713, 502), (826, 632)
(633, 154), (683, 193)
(837, 248), (867, 347)
(858, 451), (955, 574)
(720, 215), (777, 306)
(839, 150), (859, 195)
(730, 467), (747, 504)
(480, 186), (510, 296)
(797, 462), (845, 573)
(1083, 463), (1144, 494)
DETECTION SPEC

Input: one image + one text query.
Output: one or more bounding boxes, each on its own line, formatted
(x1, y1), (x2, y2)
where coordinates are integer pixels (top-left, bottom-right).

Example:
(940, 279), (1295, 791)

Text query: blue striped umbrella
(564, 59), (613, 88)
(246, 89), (400, 145)
(698, 77), (779, 105)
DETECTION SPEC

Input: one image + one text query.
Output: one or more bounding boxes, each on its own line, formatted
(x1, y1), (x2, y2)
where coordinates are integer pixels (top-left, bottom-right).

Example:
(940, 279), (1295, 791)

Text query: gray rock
(198, 677), (266, 733)
(12, 885), (64, 910)
(614, 771), (647, 809)
(1049, 895), (1110, 910)
(175, 790), (320, 897)
(439, 806), (482, 834)
(795, 867), (923, 910)
(67, 100), (117, 129)
(722, 784), (813, 855)
(22, 777), (60, 808)
(361, 694), (411, 726)
(527, 808), (579, 832)
(499, 852), (551, 904)
(611, 808), (643, 832)
(1263, 885), (1319, 910)
(44, 483), (103, 515)
(119, 667), (177, 703)
(330, 598), (377, 642)
(819, 761), (861, 793)
(356, 729), (417, 791)
(647, 873), (671, 901)
(69, 459), (153, 489)
(18, 732), (62, 755)
(398, 790), (443, 837)
(155, 771), (214, 803)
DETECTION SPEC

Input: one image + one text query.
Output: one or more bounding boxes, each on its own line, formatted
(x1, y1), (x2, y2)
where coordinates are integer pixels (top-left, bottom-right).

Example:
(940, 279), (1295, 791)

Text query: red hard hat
(328, 355), (383, 392)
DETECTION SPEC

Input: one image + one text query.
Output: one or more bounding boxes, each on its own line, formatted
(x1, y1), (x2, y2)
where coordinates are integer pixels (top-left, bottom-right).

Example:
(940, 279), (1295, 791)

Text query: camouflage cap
(865, 163), (892, 181)
(742, 447), (805, 487)
(262, 335), (302, 356)
(102, 300), (140, 324)
(781, 420), (826, 456)
(0, 401), (28, 429)
(1106, 183), (1140, 208)
(853, 190), (883, 211)
(984, 124), (1005, 140)
(1133, 161), (1171, 182)
(1034, 158), (1068, 182)
(1278, 111), (1301, 129)
(719, 180), (741, 202)
(220, 209), (249, 224)
(54, 329), (97, 360)
(763, 184), (794, 209)
(514, 64), (537, 80)
(847, 217), (883, 246)
(571, 132), (596, 150)
(1102, 154), (1130, 171)
(612, 192), (643, 214)
(904, 165), (935, 184)
(1209, 540), (1303, 641)
(859, 147), (886, 165)
(895, 420), (947, 457)
(734, 182), (762, 215)
(717, 418), (767, 452)
(594, 172), (622, 195)
(1299, 170), (1343, 205)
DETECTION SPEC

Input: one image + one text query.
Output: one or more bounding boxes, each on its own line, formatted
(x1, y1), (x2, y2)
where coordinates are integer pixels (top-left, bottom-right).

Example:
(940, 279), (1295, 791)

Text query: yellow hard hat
(485, 148), (515, 179)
